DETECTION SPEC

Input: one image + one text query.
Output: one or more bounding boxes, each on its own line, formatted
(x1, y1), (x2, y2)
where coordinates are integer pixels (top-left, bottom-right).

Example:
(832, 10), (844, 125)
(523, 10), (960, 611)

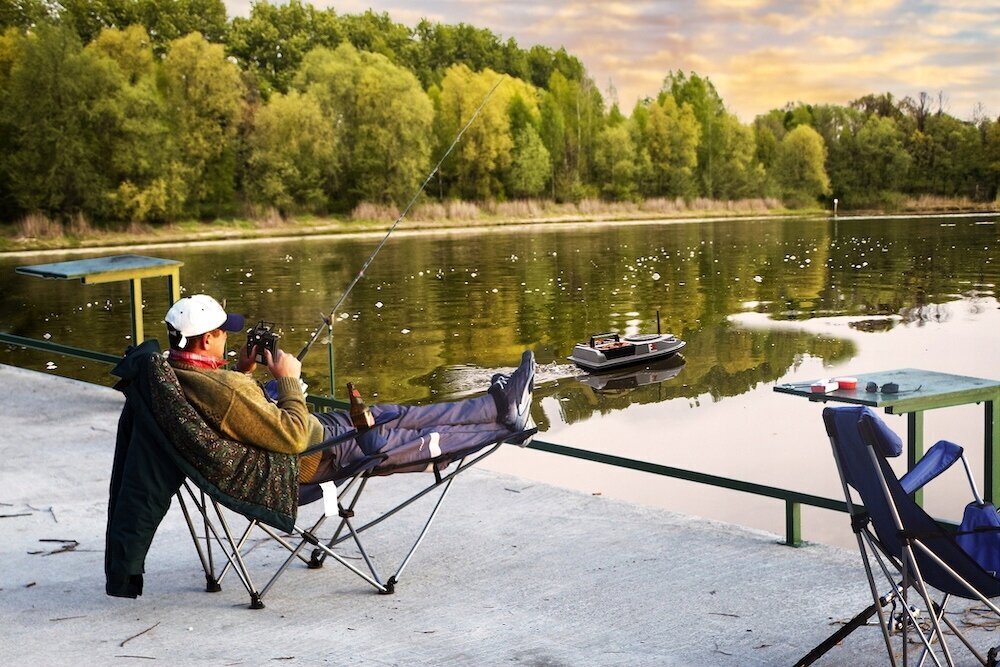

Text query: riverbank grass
(2, 195), (995, 254)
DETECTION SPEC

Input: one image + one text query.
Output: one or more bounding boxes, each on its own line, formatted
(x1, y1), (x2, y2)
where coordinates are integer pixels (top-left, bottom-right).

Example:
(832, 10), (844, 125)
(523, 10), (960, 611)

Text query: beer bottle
(347, 382), (375, 432)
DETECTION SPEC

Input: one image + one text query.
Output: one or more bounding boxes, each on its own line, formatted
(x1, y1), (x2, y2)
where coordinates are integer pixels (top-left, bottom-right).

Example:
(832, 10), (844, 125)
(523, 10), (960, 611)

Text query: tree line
(0, 0), (998, 227)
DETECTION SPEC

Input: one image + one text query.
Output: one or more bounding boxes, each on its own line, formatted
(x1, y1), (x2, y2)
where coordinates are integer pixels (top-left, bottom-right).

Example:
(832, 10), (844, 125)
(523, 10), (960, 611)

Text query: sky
(223, 1), (1000, 122)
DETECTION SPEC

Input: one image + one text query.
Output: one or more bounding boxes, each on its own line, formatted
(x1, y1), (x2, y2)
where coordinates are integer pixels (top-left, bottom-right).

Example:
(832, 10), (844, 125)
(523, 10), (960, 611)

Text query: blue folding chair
(799, 406), (1000, 666)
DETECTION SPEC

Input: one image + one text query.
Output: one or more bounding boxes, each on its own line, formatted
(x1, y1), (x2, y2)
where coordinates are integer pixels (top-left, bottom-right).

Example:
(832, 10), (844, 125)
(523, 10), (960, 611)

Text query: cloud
(221, 0), (1000, 121)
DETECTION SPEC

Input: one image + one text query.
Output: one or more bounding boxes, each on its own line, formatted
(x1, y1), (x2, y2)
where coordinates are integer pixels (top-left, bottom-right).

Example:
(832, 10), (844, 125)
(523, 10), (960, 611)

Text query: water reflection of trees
(1, 216), (996, 406)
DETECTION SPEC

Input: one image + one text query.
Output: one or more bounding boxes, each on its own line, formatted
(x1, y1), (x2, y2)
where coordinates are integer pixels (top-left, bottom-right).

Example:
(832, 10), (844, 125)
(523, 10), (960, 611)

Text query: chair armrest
(899, 439), (963, 495)
(301, 409), (402, 455)
(303, 428), (358, 455)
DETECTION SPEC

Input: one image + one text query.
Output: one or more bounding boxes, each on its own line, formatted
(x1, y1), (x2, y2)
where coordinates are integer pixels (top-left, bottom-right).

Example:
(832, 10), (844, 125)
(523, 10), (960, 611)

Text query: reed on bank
(2, 195), (996, 253)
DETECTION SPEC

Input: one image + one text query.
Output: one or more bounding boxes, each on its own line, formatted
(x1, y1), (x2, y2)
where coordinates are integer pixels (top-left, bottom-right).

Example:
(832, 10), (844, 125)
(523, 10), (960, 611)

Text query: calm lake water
(3, 213), (1000, 547)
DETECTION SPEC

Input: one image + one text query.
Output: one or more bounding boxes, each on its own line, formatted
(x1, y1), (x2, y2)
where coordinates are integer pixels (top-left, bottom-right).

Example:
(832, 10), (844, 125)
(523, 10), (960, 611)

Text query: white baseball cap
(164, 294), (245, 349)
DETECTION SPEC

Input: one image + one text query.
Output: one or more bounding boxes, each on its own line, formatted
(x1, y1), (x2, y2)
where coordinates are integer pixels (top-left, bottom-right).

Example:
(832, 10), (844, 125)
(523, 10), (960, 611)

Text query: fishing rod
(296, 74), (506, 362)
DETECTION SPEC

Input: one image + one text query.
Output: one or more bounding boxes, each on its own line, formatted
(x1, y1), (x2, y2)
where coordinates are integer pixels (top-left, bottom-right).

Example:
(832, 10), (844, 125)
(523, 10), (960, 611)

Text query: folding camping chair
(798, 405), (1000, 666)
(108, 342), (536, 608)
(177, 422), (534, 609)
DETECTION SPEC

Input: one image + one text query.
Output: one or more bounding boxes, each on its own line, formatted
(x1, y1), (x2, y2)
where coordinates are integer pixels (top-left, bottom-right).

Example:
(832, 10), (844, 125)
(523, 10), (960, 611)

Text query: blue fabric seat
(801, 405), (1000, 666)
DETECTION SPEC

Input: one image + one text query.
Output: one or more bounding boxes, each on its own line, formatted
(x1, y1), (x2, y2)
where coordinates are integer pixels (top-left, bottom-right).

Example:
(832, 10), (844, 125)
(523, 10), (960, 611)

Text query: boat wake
(438, 360), (581, 397)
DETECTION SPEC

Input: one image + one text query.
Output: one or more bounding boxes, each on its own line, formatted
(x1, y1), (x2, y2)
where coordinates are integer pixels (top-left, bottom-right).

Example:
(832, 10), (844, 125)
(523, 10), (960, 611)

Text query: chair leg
(175, 489), (216, 591)
(181, 488), (265, 609)
(902, 545), (952, 667)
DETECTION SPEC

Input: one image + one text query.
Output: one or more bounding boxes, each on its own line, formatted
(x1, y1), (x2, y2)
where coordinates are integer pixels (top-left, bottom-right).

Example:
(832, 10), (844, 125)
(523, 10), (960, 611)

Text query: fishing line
(297, 74), (506, 361)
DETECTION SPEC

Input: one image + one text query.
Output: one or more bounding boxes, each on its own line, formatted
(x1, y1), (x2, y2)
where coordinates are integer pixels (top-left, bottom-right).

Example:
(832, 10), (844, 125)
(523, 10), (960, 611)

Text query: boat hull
(576, 355), (686, 391)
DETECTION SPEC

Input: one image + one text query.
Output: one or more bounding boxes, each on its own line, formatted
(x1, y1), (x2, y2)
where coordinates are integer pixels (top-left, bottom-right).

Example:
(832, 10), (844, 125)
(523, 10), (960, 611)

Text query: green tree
(644, 95), (699, 197)
(985, 118), (1000, 201)
(434, 65), (537, 199)
(506, 124), (550, 198)
(57, 0), (227, 53)
(162, 31), (244, 218)
(1, 23), (121, 219)
(856, 115), (911, 198)
(0, 26), (25, 218)
(545, 70), (603, 200)
(0, 0), (49, 31)
(226, 0), (342, 96)
(337, 9), (415, 63)
(537, 90), (565, 199)
(88, 22), (153, 83)
(711, 112), (763, 199)
(294, 43), (433, 207)
(773, 125), (830, 206)
(908, 113), (986, 198)
(245, 89), (338, 213)
(593, 123), (637, 200)
(88, 25), (175, 221)
(663, 70), (725, 197)
(410, 19), (505, 87)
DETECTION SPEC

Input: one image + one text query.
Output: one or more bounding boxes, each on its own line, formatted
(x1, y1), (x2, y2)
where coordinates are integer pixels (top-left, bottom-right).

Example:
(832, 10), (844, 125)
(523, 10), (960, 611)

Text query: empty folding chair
(798, 405), (1000, 666)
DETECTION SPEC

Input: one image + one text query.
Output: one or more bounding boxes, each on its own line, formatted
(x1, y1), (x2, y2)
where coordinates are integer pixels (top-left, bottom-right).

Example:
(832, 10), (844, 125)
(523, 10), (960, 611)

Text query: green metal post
(907, 411), (924, 506)
(986, 397), (999, 502)
(327, 322), (335, 404)
(785, 500), (802, 547)
(129, 278), (143, 343)
(166, 271), (180, 304)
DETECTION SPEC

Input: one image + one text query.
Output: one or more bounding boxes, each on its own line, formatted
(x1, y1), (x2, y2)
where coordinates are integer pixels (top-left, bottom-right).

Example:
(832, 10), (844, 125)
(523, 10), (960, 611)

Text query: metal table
(16, 254), (183, 344)
(774, 368), (1000, 503)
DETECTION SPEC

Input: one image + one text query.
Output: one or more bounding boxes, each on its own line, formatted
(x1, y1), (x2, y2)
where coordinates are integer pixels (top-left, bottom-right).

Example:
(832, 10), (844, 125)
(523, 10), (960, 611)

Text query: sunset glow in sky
(224, 1), (1000, 122)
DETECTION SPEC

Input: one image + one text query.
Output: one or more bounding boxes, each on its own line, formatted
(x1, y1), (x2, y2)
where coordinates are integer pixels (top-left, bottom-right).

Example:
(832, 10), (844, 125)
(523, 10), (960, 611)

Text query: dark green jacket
(105, 340), (298, 598)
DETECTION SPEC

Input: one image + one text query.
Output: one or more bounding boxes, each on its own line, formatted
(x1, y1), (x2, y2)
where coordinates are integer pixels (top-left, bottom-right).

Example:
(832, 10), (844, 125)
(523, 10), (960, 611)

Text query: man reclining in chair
(163, 294), (535, 484)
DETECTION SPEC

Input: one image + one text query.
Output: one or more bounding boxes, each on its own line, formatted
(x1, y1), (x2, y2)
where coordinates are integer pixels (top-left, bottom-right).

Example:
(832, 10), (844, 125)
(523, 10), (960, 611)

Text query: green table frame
(774, 368), (1000, 504)
(16, 254), (183, 344)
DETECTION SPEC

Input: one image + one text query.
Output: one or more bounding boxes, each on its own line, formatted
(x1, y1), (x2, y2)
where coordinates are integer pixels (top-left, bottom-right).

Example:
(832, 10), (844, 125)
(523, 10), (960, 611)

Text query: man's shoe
(497, 350), (535, 431)
(510, 413), (537, 448)
(489, 373), (511, 422)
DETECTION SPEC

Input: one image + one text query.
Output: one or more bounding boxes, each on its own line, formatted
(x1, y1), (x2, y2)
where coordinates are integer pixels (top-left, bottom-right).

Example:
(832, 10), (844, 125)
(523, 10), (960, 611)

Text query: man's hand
(236, 343), (258, 374)
(264, 348), (301, 379)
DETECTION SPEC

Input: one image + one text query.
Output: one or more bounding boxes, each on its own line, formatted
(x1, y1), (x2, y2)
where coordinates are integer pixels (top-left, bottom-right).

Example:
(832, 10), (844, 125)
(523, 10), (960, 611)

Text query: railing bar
(0, 332), (121, 364)
(526, 439), (847, 511)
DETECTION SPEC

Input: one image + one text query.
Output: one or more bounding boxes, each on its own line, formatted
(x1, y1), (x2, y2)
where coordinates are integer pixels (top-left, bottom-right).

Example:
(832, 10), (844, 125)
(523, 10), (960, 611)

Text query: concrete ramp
(2, 363), (992, 665)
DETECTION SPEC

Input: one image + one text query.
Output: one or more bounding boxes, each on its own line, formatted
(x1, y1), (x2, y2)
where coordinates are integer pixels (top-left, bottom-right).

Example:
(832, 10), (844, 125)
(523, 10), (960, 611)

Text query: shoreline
(3, 205), (997, 258)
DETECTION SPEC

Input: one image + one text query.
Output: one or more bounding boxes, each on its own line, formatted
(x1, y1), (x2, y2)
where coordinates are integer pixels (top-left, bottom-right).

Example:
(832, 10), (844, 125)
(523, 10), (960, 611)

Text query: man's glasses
(865, 381), (922, 395)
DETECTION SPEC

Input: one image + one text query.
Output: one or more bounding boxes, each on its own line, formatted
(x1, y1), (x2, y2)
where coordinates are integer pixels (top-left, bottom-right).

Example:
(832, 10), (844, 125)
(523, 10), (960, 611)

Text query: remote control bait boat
(568, 313), (685, 372)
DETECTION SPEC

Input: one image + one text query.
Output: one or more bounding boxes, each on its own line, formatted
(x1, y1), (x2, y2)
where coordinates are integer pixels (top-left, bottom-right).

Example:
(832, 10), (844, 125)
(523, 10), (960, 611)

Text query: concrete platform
(1, 363), (996, 666)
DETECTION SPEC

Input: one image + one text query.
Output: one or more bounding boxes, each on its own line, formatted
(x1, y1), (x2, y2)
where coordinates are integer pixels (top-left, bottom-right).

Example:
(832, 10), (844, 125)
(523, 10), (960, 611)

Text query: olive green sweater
(169, 362), (324, 482)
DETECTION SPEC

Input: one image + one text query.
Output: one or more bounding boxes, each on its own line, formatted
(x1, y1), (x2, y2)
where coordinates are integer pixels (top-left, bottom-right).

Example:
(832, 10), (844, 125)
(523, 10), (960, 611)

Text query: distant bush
(489, 199), (544, 218)
(445, 201), (480, 220)
(351, 202), (400, 222)
(15, 213), (63, 239)
(410, 202), (447, 221)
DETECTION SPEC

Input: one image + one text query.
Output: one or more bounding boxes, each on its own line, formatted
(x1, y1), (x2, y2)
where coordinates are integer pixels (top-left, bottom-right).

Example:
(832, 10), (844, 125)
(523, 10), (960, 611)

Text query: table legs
(907, 411), (925, 506)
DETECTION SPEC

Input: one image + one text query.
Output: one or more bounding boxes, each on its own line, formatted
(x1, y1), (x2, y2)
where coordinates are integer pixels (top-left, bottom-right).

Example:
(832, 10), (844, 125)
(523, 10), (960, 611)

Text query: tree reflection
(1, 216), (996, 421)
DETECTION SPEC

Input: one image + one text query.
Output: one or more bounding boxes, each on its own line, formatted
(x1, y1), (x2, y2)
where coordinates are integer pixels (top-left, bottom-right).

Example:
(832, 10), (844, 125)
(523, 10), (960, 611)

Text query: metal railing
(0, 329), (855, 547)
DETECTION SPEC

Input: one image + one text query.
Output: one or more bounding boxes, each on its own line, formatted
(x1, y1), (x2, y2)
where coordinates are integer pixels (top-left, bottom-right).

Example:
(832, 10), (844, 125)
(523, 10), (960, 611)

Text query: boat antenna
(296, 75), (506, 362)
(656, 309), (661, 335)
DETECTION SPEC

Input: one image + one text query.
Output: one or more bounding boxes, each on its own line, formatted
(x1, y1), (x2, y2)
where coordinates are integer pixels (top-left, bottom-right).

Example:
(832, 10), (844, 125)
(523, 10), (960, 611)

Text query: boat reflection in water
(575, 354), (686, 394)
